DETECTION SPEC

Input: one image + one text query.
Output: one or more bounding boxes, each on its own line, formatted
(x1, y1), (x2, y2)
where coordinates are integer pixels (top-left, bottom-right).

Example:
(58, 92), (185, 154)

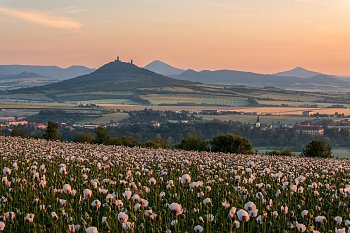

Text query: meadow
(200, 115), (312, 124)
(0, 136), (349, 232)
(255, 147), (350, 159)
(226, 107), (350, 116)
(141, 94), (249, 106)
(80, 112), (129, 124)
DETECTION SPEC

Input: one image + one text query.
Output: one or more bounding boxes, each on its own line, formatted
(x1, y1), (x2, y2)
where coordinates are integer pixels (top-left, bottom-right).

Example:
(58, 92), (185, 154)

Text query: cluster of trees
(9, 121), (333, 158)
(176, 136), (332, 158)
(23, 108), (350, 150)
(75, 126), (333, 158)
(175, 135), (254, 154)
(301, 140), (332, 158)
(265, 150), (295, 157)
(41, 123), (255, 154)
(27, 110), (97, 124)
(104, 120), (342, 151)
(75, 126), (169, 149)
(123, 109), (195, 124)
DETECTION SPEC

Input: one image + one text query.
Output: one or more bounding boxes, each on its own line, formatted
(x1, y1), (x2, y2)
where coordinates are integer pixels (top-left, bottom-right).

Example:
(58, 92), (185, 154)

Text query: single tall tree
(94, 126), (111, 144)
(44, 121), (60, 141)
(211, 134), (254, 154)
(302, 140), (332, 158)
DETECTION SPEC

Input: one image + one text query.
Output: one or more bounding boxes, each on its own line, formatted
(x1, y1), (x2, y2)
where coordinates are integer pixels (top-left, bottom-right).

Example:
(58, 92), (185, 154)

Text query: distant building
(255, 115), (261, 128)
(83, 125), (101, 129)
(151, 121), (160, 127)
(168, 120), (189, 124)
(202, 110), (219, 114)
(294, 124), (324, 136)
(327, 126), (350, 132)
(7, 121), (28, 126)
(0, 117), (16, 123)
(37, 123), (48, 129)
(73, 124), (100, 129)
(79, 103), (98, 108)
(302, 111), (312, 117)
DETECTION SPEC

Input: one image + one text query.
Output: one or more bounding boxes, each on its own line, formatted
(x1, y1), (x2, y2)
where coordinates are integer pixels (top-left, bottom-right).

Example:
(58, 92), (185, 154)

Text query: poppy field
(0, 136), (350, 232)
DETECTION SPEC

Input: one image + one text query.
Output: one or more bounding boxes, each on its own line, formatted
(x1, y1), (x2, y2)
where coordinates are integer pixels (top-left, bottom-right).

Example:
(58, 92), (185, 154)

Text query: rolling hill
(0, 65), (95, 80)
(7, 60), (195, 104)
(143, 60), (350, 91)
(0, 72), (58, 90)
(32, 60), (192, 92)
(171, 68), (350, 91)
(3, 60), (350, 107)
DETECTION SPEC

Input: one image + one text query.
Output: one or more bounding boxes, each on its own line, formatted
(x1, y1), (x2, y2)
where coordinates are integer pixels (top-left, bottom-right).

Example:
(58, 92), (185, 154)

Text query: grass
(79, 112), (129, 124)
(74, 99), (140, 105)
(225, 106), (350, 116)
(142, 94), (249, 106)
(255, 147), (350, 159)
(257, 100), (350, 108)
(332, 148), (350, 159)
(0, 102), (78, 109)
(200, 114), (311, 123)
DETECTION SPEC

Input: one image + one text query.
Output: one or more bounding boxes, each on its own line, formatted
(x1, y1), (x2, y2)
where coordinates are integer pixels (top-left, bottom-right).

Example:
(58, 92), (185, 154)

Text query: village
(1, 106), (350, 137)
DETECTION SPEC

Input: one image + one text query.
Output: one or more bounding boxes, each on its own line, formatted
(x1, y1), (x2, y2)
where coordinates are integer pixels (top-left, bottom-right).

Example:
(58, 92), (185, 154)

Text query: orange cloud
(0, 6), (82, 30)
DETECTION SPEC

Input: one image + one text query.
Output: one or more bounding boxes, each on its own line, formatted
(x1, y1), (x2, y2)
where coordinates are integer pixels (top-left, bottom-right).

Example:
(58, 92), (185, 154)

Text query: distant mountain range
(0, 65), (95, 80)
(273, 67), (324, 78)
(144, 60), (185, 76)
(0, 72), (57, 90)
(3, 60), (349, 106)
(1, 60), (350, 94)
(7, 60), (193, 103)
(144, 61), (350, 91)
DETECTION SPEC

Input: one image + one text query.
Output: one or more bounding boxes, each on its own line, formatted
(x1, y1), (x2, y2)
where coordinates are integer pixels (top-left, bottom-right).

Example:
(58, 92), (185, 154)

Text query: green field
(74, 99), (140, 105)
(331, 148), (350, 159)
(255, 147), (350, 159)
(142, 94), (249, 106)
(200, 114), (312, 123)
(79, 112), (129, 124)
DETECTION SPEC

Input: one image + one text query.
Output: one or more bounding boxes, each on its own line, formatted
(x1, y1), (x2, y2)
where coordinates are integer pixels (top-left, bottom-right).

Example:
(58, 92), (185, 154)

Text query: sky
(1, 0), (350, 74)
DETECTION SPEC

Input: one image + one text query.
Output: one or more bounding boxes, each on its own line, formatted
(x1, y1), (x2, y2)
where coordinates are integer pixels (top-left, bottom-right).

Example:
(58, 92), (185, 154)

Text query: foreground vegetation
(0, 136), (349, 232)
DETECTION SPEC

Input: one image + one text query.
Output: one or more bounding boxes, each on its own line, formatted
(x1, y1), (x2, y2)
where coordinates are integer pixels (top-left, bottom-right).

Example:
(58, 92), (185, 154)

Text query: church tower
(255, 115), (261, 128)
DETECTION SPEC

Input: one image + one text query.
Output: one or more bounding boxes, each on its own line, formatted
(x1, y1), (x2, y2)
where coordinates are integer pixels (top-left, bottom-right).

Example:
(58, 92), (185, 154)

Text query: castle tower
(117, 56), (120, 61)
(131, 59), (133, 64)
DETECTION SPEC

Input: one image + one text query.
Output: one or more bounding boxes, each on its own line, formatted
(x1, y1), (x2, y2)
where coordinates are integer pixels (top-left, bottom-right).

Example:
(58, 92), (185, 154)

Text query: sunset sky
(1, 0), (350, 74)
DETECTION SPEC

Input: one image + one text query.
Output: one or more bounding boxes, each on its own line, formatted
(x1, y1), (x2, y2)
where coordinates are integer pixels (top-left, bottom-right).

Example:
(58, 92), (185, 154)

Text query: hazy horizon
(1, 0), (350, 75)
(0, 60), (345, 76)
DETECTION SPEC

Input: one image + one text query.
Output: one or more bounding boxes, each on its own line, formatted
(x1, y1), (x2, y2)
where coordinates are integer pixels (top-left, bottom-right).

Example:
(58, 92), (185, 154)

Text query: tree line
(16, 121), (333, 158)
(22, 109), (350, 150)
